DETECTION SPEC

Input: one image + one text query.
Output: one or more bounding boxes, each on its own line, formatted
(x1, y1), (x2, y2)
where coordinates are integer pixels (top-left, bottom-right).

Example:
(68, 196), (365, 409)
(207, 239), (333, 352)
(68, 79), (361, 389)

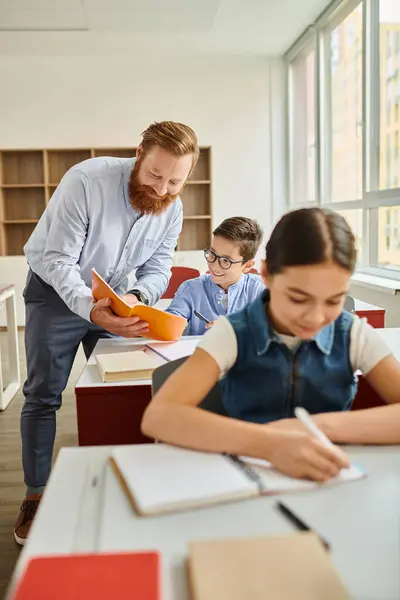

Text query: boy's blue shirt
(166, 273), (265, 335)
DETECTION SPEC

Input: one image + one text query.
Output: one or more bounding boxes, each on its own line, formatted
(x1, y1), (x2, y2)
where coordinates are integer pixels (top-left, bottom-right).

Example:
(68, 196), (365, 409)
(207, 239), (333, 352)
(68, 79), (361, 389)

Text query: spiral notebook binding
(225, 454), (266, 493)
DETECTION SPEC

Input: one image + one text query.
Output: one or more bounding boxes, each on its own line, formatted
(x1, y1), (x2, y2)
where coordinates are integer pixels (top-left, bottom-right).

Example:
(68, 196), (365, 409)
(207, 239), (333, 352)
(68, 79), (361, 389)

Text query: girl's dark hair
(266, 208), (357, 275)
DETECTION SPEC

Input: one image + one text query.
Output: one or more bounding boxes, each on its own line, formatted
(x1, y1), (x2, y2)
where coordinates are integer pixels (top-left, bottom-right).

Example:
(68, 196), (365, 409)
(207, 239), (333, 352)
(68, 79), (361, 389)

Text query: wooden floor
(0, 331), (85, 599)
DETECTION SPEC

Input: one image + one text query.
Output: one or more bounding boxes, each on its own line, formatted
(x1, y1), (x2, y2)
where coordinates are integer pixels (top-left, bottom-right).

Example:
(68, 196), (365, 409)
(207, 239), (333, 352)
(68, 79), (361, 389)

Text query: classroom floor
(0, 331), (84, 599)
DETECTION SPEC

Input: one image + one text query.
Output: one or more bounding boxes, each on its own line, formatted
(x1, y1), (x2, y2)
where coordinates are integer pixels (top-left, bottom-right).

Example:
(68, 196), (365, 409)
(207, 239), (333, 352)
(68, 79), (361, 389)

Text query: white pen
(294, 407), (335, 449)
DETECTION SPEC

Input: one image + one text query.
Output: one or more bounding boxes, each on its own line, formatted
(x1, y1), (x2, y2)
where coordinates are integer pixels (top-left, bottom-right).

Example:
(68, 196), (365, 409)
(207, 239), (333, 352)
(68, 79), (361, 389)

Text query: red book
(11, 552), (160, 600)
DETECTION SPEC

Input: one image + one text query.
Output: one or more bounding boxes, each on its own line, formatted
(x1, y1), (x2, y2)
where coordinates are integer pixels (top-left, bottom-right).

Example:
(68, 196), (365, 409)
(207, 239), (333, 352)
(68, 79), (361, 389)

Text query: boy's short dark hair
(213, 217), (264, 262)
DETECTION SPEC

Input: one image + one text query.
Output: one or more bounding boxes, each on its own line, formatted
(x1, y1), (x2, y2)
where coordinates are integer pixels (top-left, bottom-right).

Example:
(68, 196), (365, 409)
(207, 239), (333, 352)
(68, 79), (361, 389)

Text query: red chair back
(161, 266), (201, 298)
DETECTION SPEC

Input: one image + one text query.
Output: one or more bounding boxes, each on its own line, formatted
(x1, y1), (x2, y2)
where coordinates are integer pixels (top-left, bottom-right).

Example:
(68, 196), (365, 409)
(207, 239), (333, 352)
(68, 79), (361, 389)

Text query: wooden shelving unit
(177, 147), (212, 251)
(0, 147), (211, 255)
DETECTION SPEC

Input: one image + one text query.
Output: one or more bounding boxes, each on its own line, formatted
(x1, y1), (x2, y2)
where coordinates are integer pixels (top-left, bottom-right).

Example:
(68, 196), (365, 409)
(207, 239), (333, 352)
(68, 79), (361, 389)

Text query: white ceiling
(0, 0), (331, 56)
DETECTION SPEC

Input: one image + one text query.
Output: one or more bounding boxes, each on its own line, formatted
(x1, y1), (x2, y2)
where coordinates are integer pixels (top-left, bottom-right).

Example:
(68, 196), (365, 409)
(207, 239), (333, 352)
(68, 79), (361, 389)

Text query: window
(386, 146), (391, 187)
(348, 20), (355, 45)
(378, 206), (400, 268)
(386, 209), (391, 251)
(286, 0), (400, 277)
(379, 1), (400, 189)
(386, 80), (392, 109)
(289, 47), (316, 204)
(394, 209), (399, 247)
(331, 29), (339, 72)
(329, 4), (363, 203)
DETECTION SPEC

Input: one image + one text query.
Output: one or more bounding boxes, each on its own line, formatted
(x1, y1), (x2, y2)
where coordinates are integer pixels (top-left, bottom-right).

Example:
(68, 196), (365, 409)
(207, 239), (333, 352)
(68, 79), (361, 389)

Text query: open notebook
(109, 444), (365, 517)
(188, 533), (352, 600)
(145, 338), (200, 362)
(91, 268), (186, 342)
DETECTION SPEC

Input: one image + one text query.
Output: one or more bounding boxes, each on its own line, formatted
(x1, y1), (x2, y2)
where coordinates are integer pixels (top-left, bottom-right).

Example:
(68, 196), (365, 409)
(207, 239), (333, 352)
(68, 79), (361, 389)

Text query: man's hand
(90, 297), (149, 338)
(205, 320), (216, 329)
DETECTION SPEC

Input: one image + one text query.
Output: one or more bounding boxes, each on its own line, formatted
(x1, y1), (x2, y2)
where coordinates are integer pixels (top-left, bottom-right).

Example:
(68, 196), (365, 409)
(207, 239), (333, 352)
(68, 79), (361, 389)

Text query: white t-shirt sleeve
(197, 316), (238, 376)
(350, 314), (392, 374)
(198, 313), (392, 377)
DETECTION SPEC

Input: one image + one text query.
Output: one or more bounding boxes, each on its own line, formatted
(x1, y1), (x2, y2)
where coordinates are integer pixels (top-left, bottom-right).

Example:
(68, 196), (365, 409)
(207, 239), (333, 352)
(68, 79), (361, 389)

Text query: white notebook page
(111, 445), (259, 515)
(146, 338), (200, 362)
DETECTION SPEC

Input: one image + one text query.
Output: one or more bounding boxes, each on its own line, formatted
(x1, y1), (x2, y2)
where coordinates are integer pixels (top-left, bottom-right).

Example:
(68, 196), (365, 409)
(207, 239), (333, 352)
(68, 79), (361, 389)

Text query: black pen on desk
(277, 501), (331, 551)
(194, 310), (210, 324)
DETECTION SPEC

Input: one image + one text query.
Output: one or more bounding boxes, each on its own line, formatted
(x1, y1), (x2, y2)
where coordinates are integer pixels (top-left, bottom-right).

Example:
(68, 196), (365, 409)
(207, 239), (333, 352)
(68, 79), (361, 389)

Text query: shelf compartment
(178, 217), (211, 251)
(4, 222), (37, 255)
(93, 149), (136, 159)
(183, 215), (212, 220)
(189, 148), (210, 181)
(47, 150), (91, 184)
(181, 182), (211, 217)
(1, 151), (44, 185)
(3, 187), (46, 221)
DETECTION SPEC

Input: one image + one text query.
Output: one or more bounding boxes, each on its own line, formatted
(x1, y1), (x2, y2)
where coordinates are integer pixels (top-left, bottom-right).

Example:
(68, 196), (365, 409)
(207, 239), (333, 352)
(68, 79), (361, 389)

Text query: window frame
(287, 37), (319, 206)
(285, 0), (400, 280)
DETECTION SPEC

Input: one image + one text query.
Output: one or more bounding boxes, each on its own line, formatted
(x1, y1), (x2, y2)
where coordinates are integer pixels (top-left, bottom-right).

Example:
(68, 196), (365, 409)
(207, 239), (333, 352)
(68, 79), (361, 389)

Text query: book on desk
(109, 443), (365, 517)
(10, 552), (160, 600)
(189, 532), (352, 600)
(94, 339), (200, 382)
(10, 534), (351, 600)
(95, 350), (162, 383)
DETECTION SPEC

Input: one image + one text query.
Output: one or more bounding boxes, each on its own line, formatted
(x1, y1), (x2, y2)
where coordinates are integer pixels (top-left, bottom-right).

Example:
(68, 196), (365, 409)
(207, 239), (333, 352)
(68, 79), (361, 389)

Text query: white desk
(376, 327), (400, 360)
(0, 283), (20, 410)
(75, 336), (201, 446)
(76, 338), (164, 388)
(76, 327), (399, 390)
(154, 298), (171, 311)
(354, 298), (383, 311)
(76, 335), (201, 388)
(8, 445), (400, 600)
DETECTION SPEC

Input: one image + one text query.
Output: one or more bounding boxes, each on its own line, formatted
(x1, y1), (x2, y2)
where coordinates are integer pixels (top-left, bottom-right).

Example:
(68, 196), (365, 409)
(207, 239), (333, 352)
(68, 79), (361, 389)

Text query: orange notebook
(11, 552), (160, 600)
(91, 268), (186, 342)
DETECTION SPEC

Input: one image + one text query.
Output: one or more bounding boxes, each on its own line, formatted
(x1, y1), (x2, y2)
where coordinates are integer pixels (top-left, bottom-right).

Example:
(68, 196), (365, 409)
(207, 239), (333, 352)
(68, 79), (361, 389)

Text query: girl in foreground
(142, 208), (400, 482)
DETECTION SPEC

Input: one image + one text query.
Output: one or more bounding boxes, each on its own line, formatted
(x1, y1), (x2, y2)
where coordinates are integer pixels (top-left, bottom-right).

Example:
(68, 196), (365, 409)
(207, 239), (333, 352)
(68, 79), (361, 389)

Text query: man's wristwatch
(130, 289), (149, 305)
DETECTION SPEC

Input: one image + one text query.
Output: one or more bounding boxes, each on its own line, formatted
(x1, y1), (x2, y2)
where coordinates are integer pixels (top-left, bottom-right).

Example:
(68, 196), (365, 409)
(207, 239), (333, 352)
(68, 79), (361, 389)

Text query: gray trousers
(21, 270), (114, 491)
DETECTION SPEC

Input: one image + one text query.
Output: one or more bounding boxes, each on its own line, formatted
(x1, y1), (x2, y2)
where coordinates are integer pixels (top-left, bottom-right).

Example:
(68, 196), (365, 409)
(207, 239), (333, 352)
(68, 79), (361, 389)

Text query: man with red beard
(14, 121), (199, 545)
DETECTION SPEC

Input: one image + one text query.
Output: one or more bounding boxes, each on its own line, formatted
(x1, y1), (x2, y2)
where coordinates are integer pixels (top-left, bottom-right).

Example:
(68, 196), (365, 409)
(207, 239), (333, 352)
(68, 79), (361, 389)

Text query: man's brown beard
(128, 158), (180, 215)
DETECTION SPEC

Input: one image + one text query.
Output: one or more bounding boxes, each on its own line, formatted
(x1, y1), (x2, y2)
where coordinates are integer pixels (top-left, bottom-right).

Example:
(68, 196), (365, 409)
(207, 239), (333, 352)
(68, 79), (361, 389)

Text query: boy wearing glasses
(166, 217), (264, 334)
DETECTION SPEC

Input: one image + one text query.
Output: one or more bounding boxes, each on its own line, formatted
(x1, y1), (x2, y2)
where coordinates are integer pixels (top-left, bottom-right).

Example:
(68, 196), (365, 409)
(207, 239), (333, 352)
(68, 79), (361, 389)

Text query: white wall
(0, 55), (287, 325)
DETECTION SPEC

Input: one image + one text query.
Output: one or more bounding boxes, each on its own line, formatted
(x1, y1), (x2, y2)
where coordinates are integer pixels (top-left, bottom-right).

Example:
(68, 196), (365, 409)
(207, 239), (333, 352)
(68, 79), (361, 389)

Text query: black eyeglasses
(204, 248), (244, 271)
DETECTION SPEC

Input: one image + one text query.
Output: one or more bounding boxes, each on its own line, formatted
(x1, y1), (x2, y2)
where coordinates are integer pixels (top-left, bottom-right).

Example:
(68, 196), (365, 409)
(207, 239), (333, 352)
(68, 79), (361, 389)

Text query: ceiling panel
(84, 0), (220, 32)
(0, 6), (87, 30)
(0, 0), (82, 7)
(0, 0), (333, 54)
(213, 0), (331, 44)
(83, 0), (219, 9)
